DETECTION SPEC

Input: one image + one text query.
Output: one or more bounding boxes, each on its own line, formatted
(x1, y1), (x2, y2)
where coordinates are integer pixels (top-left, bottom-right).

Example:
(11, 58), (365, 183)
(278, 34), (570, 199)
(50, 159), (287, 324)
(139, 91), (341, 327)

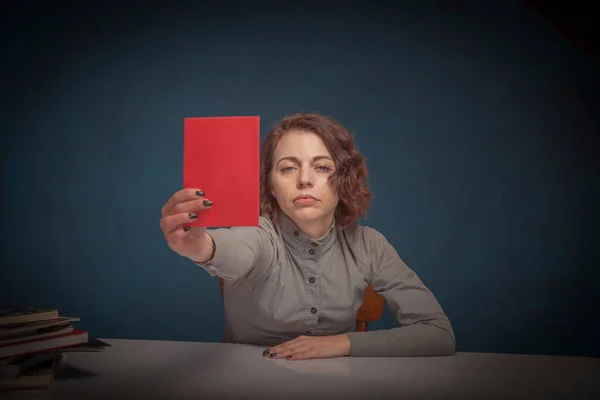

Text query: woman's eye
(316, 165), (331, 172)
(281, 166), (294, 173)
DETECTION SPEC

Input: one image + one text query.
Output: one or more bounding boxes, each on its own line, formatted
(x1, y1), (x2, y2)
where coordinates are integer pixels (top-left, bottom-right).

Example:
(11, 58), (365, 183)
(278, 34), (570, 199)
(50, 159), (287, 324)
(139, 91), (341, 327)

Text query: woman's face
(270, 130), (339, 229)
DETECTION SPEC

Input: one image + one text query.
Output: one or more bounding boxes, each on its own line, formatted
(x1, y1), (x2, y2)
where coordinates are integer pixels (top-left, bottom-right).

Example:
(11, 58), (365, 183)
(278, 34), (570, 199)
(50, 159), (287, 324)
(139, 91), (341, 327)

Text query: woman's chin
(288, 208), (327, 223)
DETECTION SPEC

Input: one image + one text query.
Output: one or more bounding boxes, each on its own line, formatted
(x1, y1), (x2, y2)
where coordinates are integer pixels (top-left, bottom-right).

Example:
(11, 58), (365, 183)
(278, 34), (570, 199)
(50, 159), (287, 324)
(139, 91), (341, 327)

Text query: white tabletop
(3, 338), (599, 399)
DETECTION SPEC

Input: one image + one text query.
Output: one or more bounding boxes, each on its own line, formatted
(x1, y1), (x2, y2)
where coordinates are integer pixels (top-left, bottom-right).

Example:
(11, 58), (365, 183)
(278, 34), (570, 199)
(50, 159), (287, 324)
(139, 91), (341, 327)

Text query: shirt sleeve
(346, 227), (456, 357)
(193, 216), (278, 281)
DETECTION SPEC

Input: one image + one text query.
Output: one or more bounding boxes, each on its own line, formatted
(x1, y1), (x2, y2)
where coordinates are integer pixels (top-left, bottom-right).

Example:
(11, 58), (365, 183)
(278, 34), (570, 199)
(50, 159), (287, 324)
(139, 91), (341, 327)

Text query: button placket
(301, 242), (320, 328)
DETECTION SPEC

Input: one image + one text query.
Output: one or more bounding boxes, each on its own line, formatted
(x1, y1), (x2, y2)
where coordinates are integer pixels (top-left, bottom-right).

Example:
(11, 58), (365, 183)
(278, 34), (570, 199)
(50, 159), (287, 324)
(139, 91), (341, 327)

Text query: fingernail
(183, 226), (191, 232)
(203, 200), (213, 207)
(196, 191), (205, 197)
(262, 349), (270, 356)
(269, 353), (277, 357)
(189, 213), (198, 219)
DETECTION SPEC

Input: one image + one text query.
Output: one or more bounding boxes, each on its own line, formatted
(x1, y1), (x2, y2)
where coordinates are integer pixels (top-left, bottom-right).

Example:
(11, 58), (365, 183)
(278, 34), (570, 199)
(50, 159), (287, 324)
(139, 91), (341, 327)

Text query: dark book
(0, 353), (56, 379)
(0, 324), (74, 347)
(39, 337), (111, 354)
(0, 330), (89, 359)
(0, 317), (80, 339)
(0, 307), (59, 326)
(0, 353), (66, 391)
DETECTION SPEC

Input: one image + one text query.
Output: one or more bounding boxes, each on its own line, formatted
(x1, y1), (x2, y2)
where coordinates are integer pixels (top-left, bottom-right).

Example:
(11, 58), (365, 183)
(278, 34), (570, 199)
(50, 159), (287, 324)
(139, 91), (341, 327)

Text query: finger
(265, 342), (310, 359)
(164, 223), (193, 247)
(161, 188), (206, 216)
(268, 342), (313, 360)
(160, 212), (200, 235)
(277, 344), (312, 359)
(288, 349), (318, 361)
(165, 198), (214, 218)
(276, 335), (307, 349)
(264, 335), (307, 357)
(262, 344), (293, 358)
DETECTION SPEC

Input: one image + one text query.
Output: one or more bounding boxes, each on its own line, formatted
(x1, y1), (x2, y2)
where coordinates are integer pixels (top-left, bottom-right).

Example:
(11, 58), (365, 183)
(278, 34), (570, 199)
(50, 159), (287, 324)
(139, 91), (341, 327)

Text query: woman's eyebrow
(276, 155), (333, 165)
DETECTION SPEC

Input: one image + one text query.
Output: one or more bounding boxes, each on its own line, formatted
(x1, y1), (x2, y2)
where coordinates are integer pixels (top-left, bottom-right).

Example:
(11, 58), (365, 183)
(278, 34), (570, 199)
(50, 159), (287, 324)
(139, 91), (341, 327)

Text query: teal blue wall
(2, 1), (599, 357)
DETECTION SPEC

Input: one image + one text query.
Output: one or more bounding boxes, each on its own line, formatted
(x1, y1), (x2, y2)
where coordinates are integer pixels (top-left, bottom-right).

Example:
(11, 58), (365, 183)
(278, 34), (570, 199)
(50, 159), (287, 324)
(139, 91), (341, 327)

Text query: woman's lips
(294, 195), (318, 205)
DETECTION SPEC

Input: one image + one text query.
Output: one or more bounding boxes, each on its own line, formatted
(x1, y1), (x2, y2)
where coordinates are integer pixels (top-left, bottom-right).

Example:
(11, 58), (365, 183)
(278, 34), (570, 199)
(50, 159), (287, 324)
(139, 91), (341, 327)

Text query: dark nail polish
(189, 213), (198, 219)
(269, 353), (277, 357)
(203, 200), (213, 207)
(183, 226), (191, 232)
(286, 355), (292, 359)
(196, 191), (205, 197)
(262, 349), (270, 356)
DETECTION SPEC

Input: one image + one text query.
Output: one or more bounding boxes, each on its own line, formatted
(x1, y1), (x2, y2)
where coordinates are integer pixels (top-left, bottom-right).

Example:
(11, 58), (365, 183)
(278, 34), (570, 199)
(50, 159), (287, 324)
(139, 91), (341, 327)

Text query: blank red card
(183, 116), (260, 227)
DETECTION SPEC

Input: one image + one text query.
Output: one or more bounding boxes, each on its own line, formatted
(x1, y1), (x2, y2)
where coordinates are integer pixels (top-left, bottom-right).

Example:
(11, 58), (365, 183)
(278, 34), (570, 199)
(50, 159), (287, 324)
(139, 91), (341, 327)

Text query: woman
(160, 113), (455, 360)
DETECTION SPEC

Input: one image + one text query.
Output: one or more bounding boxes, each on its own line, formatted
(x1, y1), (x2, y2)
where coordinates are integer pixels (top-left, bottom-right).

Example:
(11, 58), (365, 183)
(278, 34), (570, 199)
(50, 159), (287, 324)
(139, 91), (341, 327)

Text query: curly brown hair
(260, 112), (373, 230)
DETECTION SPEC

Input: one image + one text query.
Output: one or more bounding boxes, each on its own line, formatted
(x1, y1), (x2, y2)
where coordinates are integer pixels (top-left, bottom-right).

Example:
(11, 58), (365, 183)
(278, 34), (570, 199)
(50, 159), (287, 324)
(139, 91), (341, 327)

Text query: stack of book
(0, 306), (108, 392)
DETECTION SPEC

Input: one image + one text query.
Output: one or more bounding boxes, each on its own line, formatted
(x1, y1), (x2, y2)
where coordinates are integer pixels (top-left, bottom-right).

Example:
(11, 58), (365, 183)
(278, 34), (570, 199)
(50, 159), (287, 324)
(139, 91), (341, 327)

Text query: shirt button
(311, 307), (317, 314)
(309, 249), (315, 255)
(311, 242), (318, 247)
(309, 277), (315, 284)
(293, 231), (299, 236)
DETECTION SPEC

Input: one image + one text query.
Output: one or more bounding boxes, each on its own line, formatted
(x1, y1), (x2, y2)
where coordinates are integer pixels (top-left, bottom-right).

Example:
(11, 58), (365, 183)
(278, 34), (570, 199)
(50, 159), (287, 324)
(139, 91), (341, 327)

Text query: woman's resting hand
(262, 334), (351, 361)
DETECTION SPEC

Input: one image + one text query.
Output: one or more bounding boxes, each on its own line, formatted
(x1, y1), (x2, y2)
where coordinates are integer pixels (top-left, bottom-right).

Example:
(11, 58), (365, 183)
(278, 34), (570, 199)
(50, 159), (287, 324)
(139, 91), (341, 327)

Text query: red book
(0, 330), (89, 359)
(183, 116), (260, 227)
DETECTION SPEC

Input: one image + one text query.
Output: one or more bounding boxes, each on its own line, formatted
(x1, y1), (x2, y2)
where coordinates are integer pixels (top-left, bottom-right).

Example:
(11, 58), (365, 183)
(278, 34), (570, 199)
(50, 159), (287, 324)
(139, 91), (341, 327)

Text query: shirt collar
(277, 212), (338, 256)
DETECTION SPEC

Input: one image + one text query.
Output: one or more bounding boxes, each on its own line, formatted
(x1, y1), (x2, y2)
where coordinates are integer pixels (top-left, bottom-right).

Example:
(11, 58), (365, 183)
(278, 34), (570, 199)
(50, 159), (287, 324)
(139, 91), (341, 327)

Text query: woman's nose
(300, 181), (313, 189)
(297, 170), (314, 188)
(297, 178), (314, 188)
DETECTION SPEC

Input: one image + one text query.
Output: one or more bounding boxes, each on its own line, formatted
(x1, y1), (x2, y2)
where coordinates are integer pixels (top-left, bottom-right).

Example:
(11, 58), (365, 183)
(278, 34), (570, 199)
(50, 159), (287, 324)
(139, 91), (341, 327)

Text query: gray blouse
(196, 213), (455, 357)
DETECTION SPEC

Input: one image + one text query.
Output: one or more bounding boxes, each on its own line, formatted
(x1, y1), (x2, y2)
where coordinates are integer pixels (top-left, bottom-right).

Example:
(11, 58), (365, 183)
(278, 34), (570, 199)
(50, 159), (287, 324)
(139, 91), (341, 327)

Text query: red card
(183, 116), (260, 227)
